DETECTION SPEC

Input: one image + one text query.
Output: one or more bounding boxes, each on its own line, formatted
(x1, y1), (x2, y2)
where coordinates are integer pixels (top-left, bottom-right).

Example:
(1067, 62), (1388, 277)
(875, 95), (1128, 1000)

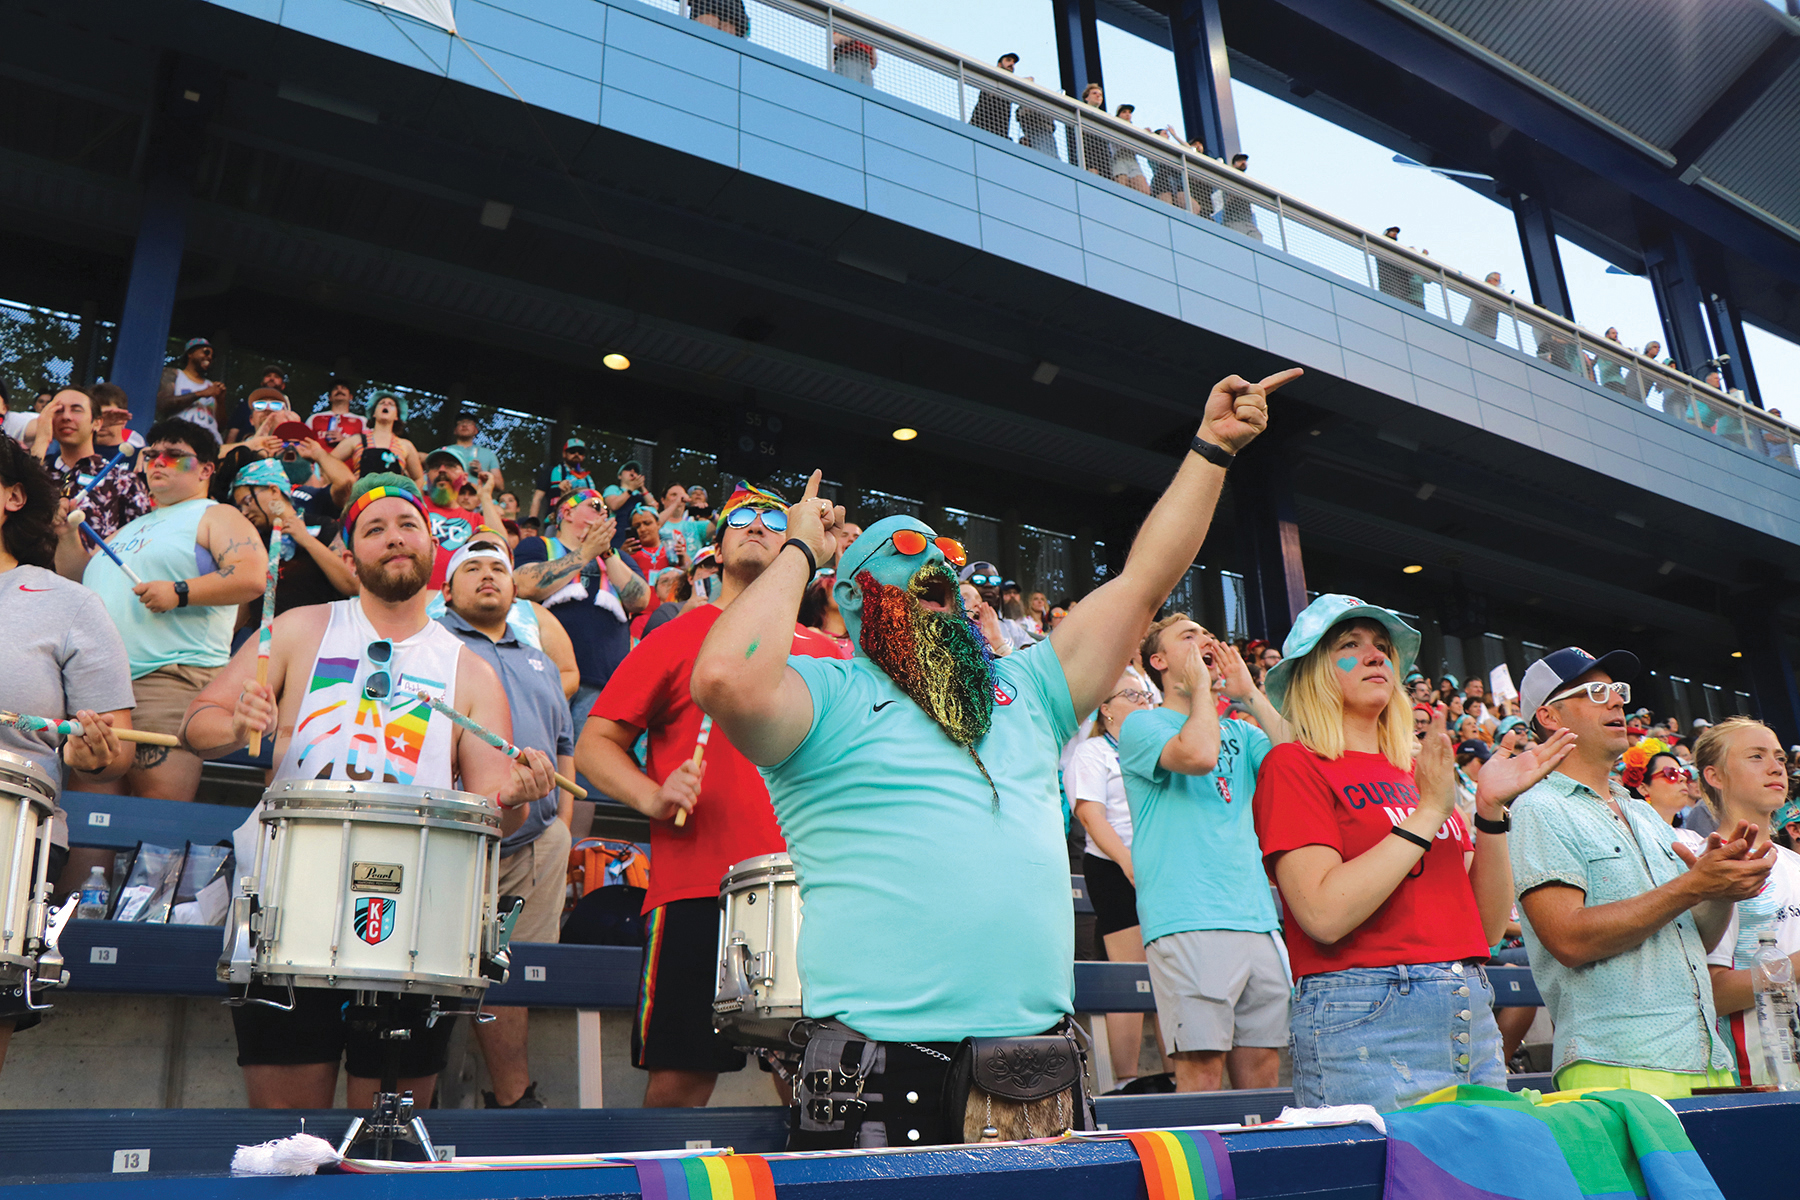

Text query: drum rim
(248, 967), (489, 994)
(719, 851), (795, 890)
(0, 748), (58, 806)
(259, 798), (500, 835)
(261, 781), (500, 832)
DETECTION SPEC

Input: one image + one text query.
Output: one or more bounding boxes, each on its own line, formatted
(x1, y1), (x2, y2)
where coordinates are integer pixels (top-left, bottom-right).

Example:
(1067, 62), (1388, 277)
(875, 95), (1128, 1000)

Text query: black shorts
(232, 986), (457, 1078)
(633, 896), (746, 1074)
(1082, 853), (1141, 938)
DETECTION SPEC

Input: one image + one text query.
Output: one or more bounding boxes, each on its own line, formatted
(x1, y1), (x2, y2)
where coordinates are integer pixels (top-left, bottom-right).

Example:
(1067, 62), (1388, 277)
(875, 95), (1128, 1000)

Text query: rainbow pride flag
(1383, 1086), (1722, 1200)
(1125, 1129), (1235, 1200)
(632, 1153), (776, 1200)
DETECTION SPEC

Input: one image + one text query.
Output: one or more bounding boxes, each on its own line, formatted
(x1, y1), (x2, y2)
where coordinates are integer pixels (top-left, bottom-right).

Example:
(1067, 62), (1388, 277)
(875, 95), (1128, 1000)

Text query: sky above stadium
(852, 0), (1800, 417)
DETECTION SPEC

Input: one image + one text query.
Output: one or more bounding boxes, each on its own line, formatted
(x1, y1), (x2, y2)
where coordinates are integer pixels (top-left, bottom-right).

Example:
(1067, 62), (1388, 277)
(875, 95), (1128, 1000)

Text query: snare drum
(0, 750), (59, 992)
(714, 853), (804, 1048)
(221, 780), (502, 998)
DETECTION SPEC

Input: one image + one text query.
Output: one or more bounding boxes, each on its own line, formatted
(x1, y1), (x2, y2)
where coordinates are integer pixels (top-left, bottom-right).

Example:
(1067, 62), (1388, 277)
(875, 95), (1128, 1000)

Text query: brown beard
(856, 566), (1001, 802)
(356, 546), (433, 602)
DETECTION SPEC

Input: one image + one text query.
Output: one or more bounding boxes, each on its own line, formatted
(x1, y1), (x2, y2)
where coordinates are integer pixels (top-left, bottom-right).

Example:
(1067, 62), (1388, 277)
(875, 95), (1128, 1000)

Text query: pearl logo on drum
(351, 861), (404, 893)
(354, 896), (396, 945)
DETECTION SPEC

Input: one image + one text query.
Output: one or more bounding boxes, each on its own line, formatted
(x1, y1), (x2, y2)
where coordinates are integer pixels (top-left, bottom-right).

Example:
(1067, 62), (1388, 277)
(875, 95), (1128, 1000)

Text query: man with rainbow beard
(181, 472), (555, 1110)
(692, 365), (1302, 1149)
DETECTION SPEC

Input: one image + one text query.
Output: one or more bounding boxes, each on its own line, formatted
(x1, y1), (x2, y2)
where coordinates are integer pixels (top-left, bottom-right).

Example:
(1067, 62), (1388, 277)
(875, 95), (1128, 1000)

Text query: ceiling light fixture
(1731, 651), (1743, 658)
(602, 353), (630, 370)
(1402, 564), (1423, 574)
(891, 427), (918, 441)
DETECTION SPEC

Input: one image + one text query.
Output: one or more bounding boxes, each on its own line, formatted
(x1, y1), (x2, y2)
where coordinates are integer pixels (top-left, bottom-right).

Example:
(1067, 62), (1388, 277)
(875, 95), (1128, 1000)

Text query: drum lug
(217, 883), (260, 986)
(715, 934), (753, 1016)
(480, 895), (524, 984)
(22, 891), (76, 1006)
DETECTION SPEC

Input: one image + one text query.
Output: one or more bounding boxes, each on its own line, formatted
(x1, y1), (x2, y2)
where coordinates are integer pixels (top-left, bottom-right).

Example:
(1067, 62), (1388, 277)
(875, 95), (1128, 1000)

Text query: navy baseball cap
(1456, 740), (1492, 763)
(1519, 647), (1640, 717)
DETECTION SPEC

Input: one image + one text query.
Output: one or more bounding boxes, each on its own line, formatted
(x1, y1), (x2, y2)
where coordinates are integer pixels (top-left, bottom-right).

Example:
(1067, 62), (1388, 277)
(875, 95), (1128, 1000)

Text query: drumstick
(675, 714), (713, 828)
(417, 693), (587, 799)
(249, 519), (282, 757)
(71, 512), (143, 586)
(0, 711), (180, 747)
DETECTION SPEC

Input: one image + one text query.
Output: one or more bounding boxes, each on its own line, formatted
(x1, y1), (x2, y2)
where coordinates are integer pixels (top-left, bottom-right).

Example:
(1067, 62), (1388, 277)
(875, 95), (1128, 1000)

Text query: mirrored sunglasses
(363, 638), (394, 701)
(724, 506), (788, 532)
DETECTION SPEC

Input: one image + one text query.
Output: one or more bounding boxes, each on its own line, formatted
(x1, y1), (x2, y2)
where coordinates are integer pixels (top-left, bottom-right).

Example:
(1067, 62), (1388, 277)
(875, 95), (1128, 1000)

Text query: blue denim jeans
(1289, 961), (1506, 1112)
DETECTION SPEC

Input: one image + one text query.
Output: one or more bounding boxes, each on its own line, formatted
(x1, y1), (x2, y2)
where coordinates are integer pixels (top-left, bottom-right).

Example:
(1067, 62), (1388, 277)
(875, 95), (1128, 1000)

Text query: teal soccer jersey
(762, 646), (1078, 1041)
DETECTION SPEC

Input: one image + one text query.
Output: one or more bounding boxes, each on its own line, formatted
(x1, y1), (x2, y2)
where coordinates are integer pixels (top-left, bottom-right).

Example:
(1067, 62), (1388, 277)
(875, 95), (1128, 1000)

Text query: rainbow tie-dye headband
(344, 477), (427, 542)
(718, 481), (787, 519)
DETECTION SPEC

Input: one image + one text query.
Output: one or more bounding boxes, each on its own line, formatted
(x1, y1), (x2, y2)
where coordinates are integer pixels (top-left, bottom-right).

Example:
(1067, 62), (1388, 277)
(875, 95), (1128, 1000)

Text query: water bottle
(75, 866), (110, 920)
(1751, 934), (1800, 1090)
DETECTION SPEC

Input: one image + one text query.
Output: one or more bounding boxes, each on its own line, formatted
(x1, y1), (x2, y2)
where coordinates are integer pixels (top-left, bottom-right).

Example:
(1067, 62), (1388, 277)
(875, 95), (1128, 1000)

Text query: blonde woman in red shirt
(1253, 595), (1573, 1111)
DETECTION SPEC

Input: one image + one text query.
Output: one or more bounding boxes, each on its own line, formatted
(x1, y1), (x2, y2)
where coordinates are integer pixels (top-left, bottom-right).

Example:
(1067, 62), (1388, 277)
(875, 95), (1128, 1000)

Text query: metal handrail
(649, 0), (1800, 469)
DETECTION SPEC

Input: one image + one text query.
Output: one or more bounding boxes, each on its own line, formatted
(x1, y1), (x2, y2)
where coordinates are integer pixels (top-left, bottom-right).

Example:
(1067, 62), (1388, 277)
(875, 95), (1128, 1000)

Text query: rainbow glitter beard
(855, 568), (1001, 807)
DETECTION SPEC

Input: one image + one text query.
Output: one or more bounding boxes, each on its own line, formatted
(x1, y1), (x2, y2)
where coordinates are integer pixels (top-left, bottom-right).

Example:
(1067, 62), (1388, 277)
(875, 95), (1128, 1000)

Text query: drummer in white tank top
(178, 473), (556, 1110)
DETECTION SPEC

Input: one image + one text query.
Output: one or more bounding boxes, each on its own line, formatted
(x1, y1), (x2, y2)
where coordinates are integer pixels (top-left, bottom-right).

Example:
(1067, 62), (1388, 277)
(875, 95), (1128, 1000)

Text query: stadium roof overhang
(0, 0), (1793, 677)
(1099, 0), (1800, 347)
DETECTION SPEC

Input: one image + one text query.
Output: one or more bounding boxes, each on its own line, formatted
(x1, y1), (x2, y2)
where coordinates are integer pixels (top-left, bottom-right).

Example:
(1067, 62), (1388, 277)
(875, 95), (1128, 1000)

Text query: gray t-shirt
(0, 564), (136, 845)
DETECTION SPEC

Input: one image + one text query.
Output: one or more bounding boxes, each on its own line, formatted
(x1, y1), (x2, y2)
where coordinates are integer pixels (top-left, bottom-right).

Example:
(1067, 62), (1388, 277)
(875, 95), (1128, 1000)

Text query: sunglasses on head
(724, 506), (787, 532)
(363, 639), (394, 701)
(1547, 680), (1631, 706)
(886, 528), (967, 567)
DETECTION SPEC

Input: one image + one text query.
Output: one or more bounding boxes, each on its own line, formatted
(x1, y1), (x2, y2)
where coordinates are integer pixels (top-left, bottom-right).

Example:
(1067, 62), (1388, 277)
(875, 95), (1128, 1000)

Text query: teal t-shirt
(1117, 707), (1277, 944)
(763, 645), (1079, 1041)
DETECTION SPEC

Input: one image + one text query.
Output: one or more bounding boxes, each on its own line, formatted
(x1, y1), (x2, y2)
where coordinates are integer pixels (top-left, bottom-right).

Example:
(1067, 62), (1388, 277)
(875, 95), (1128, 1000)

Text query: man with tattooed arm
(79, 418), (267, 800)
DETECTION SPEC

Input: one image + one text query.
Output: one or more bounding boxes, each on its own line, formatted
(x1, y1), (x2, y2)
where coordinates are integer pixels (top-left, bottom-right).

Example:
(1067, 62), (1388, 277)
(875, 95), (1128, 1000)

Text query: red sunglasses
(1651, 766), (1689, 785)
(889, 528), (967, 567)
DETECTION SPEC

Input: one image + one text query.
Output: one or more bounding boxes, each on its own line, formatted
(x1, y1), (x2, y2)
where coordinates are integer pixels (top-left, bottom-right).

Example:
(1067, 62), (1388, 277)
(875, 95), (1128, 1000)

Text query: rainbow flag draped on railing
(1125, 1129), (1236, 1200)
(631, 1152), (777, 1200)
(1384, 1085), (1723, 1200)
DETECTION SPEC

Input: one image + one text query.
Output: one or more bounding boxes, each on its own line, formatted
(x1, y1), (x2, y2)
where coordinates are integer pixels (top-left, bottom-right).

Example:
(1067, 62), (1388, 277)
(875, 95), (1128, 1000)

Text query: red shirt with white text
(1253, 742), (1487, 977)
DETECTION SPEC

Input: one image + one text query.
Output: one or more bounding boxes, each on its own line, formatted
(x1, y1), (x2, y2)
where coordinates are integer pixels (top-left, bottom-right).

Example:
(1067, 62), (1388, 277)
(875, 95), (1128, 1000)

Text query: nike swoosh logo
(872, 700), (897, 713)
(19, 586), (51, 592)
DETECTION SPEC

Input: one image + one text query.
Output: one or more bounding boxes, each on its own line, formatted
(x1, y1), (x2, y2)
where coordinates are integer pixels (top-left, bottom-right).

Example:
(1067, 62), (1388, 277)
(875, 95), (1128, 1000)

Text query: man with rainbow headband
(181, 472), (555, 1111)
(693, 366), (1302, 1148)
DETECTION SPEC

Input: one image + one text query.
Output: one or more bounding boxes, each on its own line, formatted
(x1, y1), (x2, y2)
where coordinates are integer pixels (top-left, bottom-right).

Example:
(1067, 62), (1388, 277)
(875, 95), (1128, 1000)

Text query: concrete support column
(1231, 460), (1307, 647)
(1053, 0), (1104, 103)
(1644, 233), (1715, 376)
(1511, 191), (1572, 320)
(1727, 588), (1800, 749)
(113, 54), (219, 431)
(113, 173), (189, 432)
(1170, 0), (1239, 161)
(1703, 290), (1763, 408)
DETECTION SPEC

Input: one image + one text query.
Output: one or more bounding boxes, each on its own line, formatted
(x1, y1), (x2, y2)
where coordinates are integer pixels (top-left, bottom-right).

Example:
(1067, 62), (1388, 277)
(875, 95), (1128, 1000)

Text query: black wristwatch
(1473, 810), (1512, 835)
(1189, 435), (1236, 469)
(174, 580), (190, 608)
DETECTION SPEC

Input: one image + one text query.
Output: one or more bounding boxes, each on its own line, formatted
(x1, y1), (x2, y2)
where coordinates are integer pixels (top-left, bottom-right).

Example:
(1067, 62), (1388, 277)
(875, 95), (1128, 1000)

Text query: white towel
(1276, 1103), (1387, 1135)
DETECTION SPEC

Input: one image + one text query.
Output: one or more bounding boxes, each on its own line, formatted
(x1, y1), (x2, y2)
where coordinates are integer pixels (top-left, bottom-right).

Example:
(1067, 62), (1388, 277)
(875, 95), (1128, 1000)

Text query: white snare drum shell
(0, 750), (56, 971)
(251, 782), (498, 995)
(714, 852), (804, 1046)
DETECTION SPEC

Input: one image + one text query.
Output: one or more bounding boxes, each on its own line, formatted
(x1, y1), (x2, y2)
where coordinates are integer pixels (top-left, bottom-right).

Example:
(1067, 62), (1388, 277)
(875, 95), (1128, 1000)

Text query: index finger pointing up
(801, 469), (822, 502)
(1256, 367), (1304, 394)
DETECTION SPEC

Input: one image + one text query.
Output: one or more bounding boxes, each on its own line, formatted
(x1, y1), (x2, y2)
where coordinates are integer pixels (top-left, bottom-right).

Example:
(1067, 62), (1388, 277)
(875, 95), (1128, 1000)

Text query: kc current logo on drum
(354, 896), (396, 945)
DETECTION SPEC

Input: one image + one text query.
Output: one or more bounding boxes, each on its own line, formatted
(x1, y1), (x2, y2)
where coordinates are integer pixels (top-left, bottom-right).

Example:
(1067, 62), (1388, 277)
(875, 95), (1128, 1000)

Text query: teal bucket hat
(231, 456), (293, 496)
(1263, 593), (1421, 715)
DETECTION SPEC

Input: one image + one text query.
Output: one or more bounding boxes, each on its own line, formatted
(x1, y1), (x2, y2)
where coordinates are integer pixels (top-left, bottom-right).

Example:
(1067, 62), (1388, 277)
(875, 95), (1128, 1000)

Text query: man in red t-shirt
(306, 378), (365, 449)
(420, 447), (504, 589)
(578, 484), (836, 1108)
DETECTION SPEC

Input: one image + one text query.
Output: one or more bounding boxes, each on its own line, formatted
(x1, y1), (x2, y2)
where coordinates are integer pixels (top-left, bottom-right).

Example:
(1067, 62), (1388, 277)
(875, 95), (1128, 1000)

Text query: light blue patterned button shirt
(1509, 771), (1733, 1075)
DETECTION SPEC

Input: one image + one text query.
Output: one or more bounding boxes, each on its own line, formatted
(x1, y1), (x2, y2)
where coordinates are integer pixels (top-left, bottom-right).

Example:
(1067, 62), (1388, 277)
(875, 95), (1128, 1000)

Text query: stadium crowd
(1, 351), (1798, 1143)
